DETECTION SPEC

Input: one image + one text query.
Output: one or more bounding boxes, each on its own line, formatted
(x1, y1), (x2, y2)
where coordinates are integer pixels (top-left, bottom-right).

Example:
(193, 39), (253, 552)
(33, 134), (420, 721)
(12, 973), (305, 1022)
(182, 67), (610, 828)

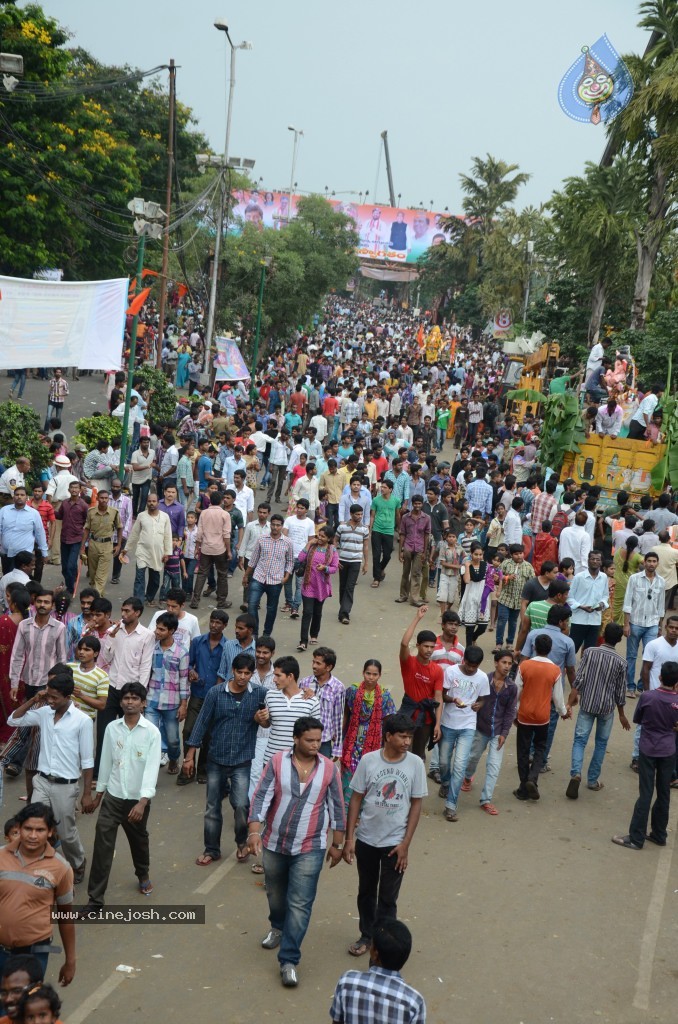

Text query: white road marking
(633, 808), (677, 1010)
(67, 971), (128, 1024)
(193, 849), (239, 895)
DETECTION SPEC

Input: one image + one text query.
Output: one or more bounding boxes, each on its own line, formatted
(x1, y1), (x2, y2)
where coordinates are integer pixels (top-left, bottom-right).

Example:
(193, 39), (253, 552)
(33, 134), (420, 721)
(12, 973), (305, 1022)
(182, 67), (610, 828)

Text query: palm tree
(458, 155), (531, 236)
(548, 158), (642, 341)
(610, 0), (678, 329)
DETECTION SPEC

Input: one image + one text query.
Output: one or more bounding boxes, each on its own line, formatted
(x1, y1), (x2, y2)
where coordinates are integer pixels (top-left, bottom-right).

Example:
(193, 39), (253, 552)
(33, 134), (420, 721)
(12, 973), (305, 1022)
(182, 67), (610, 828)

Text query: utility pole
(156, 58), (176, 367)
(119, 234), (146, 475)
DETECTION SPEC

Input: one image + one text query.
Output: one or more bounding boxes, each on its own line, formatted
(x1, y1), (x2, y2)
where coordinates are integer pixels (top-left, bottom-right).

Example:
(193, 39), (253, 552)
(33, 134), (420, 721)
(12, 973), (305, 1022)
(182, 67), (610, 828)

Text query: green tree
(458, 154), (531, 237)
(611, 0), (678, 328)
(0, 401), (51, 477)
(547, 159), (641, 342)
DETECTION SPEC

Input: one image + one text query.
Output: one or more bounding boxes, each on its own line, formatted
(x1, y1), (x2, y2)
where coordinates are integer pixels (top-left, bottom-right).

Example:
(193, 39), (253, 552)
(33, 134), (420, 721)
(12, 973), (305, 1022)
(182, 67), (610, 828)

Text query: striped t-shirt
(68, 662), (110, 719)
(263, 690), (320, 764)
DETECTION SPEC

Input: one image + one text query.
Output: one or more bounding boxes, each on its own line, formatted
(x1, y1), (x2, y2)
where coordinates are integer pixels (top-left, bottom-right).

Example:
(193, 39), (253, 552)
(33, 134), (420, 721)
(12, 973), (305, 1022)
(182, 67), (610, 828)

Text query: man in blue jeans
(145, 612), (189, 774)
(245, 515), (294, 636)
(182, 652), (264, 865)
(565, 622), (630, 799)
(437, 645), (490, 822)
(623, 551), (665, 697)
(246, 716), (345, 988)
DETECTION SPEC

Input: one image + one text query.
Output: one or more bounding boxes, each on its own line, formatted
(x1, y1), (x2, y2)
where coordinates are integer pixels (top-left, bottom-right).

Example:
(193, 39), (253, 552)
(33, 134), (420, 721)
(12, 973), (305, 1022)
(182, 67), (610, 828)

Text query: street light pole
(287, 125), (303, 224)
(205, 23), (253, 369)
(522, 239), (534, 322)
(250, 257), (271, 400)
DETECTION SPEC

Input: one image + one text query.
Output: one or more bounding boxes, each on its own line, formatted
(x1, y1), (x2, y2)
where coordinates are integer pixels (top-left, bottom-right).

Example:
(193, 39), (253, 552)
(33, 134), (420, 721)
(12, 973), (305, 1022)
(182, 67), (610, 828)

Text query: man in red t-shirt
(323, 394), (340, 443)
(399, 605), (443, 761)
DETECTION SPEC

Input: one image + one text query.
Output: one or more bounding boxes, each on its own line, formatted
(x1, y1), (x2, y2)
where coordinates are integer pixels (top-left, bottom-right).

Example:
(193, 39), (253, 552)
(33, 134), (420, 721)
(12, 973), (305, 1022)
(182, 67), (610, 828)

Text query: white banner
(0, 275), (127, 370)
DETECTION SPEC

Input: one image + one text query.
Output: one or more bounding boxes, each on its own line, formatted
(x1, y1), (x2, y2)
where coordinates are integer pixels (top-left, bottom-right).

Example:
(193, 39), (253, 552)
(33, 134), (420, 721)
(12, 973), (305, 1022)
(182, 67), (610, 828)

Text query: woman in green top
(612, 534), (643, 624)
(369, 479), (401, 587)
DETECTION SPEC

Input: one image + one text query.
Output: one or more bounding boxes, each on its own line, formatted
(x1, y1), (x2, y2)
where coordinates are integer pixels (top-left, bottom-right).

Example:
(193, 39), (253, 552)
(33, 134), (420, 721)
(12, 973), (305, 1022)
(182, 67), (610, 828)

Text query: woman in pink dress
(296, 527), (339, 651)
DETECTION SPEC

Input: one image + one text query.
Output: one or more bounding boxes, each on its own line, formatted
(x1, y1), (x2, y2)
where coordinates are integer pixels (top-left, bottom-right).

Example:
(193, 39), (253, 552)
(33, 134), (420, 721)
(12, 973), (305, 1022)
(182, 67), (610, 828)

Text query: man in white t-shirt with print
(427, 610), (465, 783)
(282, 499), (316, 619)
(438, 645), (490, 823)
(632, 614), (678, 769)
(343, 712), (427, 958)
(148, 590), (200, 648)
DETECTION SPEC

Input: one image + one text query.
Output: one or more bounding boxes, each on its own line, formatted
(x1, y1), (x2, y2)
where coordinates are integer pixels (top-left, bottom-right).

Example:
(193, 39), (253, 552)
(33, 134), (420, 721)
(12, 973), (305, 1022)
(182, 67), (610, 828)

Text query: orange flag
(416, 324), (424, 349)
(127, 287), (151, 316)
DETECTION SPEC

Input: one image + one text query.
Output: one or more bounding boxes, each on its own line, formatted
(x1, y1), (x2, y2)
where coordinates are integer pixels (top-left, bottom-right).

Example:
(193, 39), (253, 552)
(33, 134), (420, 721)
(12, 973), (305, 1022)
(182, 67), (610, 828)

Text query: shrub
(73, 415), (121, 451)
(133, 365), (177, 424)
(0, 401), (52, 480)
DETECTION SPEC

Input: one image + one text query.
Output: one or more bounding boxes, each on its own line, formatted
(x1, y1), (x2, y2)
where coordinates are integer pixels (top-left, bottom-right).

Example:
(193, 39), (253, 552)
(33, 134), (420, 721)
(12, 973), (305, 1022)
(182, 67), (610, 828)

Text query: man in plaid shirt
(145, 612), (189, 774)
(496, 544), (535, 647)
(47, 367), (69, 425)
(530, 477), (558, 535)
(330, 919), (426, 1023)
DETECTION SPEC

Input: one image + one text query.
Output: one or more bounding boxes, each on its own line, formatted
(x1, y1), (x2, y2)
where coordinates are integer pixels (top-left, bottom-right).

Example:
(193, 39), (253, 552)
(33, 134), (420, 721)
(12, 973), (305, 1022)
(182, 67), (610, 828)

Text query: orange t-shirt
(517, 657), (561, 726)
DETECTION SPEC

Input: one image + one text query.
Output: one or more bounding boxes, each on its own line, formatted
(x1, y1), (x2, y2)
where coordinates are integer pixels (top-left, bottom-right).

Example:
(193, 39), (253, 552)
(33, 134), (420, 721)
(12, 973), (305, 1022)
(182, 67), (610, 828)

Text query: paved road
(3, 372), (675, 1024)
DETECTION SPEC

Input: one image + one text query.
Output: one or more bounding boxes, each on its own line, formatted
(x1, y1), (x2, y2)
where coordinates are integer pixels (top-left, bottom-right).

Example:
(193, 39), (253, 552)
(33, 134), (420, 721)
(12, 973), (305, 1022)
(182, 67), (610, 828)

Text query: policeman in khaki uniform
(79, 490), (122, 595)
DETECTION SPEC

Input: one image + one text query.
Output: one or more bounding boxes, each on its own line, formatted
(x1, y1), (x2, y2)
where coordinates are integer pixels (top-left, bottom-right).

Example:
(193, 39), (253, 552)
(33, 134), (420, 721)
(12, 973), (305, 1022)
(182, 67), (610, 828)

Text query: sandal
(195, 853), (221, 867)
(251, 862), (264, 874)
(370, 580), (380, 588)
(236, 845), (250, 863)
(167, 761), (180, 775)
(139, 878), (154, 895)
(296, 643), (307, 652)
(347, 940), (369, 957)
(309, 638), (318, 645)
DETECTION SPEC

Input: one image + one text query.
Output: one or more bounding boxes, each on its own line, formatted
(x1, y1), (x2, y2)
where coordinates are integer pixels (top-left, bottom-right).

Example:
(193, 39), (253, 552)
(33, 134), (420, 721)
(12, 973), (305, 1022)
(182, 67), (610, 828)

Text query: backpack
(551, 510), (569, 539)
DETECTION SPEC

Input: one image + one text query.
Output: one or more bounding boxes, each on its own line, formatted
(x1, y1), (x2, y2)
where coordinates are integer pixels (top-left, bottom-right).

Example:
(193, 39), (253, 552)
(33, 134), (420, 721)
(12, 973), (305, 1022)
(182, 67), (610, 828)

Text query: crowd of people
(0, 295), (677, 1022)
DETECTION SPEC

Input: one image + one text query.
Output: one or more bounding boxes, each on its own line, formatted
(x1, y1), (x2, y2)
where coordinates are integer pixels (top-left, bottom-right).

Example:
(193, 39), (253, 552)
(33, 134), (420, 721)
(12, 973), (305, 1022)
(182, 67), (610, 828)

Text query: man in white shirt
(558, 511), (592, 574)
(623, 552), (665, 698)
(595, 399), (623, 438)
(309, 412), (327, 442)
(630, 614), (678, 769)
(584, 337), (609, 379)
(650, 531), (678, 611)
(82, 681), (161, 910)
(148, 590), (200, 647)
(502, 498), (524, 547)
(266, 430), (291, 504)
(0, 550), (34, 611)
(283, 500), (316, 618)
(628, 385), (664, 440)
(8, 673), (94, 883)
(0, 456), (30, 501)
(233, 470), (255, 523)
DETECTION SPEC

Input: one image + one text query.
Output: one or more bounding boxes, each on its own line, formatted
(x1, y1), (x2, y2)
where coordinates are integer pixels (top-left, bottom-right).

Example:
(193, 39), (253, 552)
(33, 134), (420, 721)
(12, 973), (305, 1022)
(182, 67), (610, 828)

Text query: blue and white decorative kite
(558, 34), (634, 125)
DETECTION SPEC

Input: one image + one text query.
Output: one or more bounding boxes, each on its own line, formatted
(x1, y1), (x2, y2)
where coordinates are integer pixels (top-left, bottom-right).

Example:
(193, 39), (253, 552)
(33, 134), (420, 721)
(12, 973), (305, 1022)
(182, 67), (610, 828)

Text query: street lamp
(205, 21), (253, 367)
(250, 256), (272, 400)
(524, 238), (536, 321)
(287, 125), (303, 224)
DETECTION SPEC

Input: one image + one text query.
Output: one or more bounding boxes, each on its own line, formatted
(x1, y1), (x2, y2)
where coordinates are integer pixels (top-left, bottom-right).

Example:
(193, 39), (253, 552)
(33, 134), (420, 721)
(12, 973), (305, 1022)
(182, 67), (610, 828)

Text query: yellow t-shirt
(68, 662), (110, 719)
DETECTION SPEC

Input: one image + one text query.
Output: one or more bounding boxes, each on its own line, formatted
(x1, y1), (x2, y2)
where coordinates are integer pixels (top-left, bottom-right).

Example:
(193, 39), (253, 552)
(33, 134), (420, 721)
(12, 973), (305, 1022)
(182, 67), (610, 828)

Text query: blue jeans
(570, 710), (614, 784)
(160, 570), (182, 600)
(439, 725), (475, 811)
(203, 760), (250, 857)
(464, 731), (506, 804)
(496, 604), (519, 646)
(633, 723), (642, 760)
(10, 369), (26, 398)
(145, 706), (181, 761)
(183, 558), (197, 596)
(625, 624), (658, 692)
(284, 572), (302, 612)
(134, 566), (160, 602)
(248, 578), (283, 636)
(544, 704), (561, 762)
(436, 426), (446, 450)
(61, 541), (81, 594)
(263, 847), (325, 966)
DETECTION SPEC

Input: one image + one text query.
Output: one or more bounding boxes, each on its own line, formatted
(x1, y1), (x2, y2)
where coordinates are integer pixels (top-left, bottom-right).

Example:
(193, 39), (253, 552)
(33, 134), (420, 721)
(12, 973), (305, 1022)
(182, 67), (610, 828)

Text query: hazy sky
(46, 0), (646, 212)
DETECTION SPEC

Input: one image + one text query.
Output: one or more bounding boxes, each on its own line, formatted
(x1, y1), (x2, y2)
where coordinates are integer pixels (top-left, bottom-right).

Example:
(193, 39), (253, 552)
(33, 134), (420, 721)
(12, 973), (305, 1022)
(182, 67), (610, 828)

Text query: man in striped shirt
(247, 714), (345, 988)
(244, 515), (294, 636)
(336, 505), (369, 625)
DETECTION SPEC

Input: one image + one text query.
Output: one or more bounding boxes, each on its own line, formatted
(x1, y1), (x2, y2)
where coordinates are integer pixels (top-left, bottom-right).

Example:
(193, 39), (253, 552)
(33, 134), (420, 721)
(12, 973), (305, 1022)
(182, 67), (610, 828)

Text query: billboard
(228, 190), (450, 264)
(0, 274), (126, 370)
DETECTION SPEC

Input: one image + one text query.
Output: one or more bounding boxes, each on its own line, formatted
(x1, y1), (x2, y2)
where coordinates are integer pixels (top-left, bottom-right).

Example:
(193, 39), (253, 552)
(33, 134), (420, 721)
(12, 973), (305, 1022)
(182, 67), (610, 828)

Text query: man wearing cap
(70, 444), (88, 483)
(0, 457), (31, 508)
(45, 456), (77, 569)
(79, 491), (122, 596)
